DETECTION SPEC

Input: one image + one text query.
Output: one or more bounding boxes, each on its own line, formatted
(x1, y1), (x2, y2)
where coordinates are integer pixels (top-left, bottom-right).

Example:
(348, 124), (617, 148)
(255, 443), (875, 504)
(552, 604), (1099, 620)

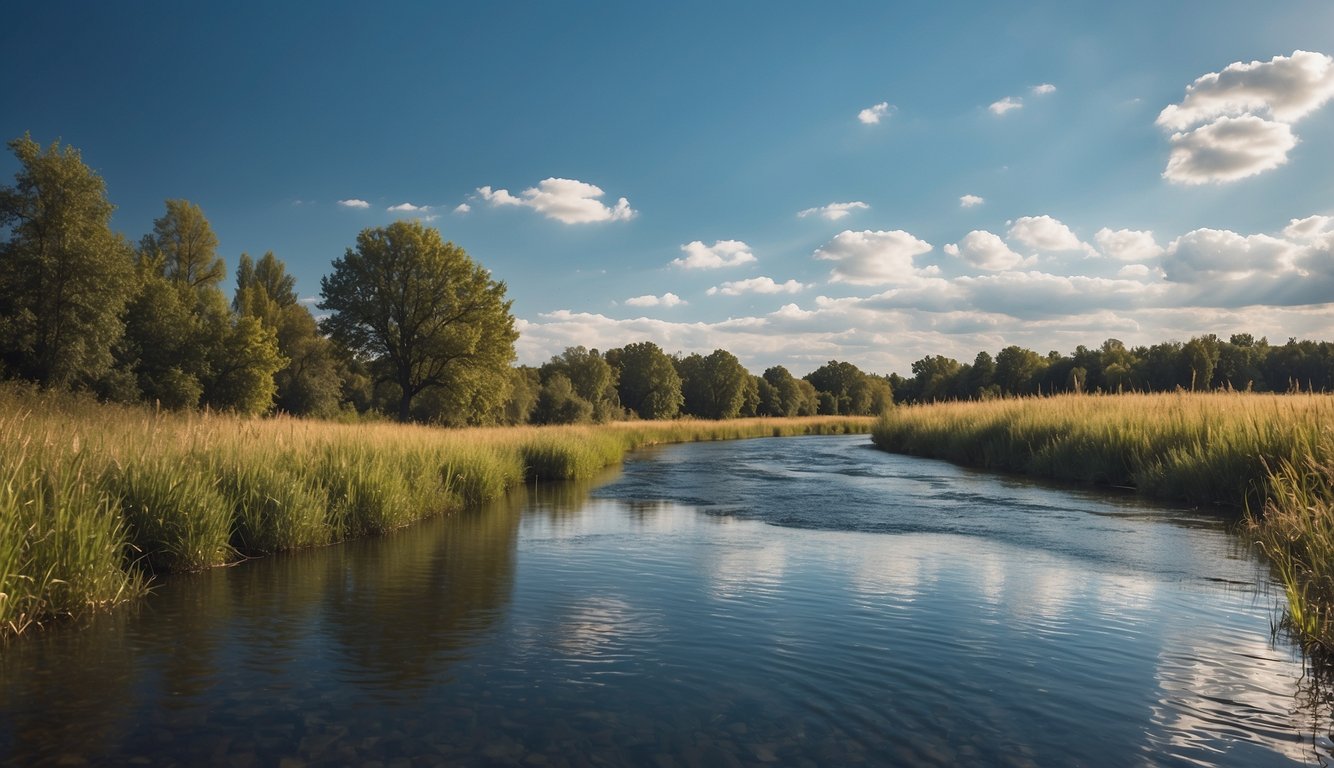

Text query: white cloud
(797, 201), (870, 221)
(1031, 83), (1057, 96)
(624, 292), (686, 308)
(1156, 50), (1334, 130)
(388, 202), (430, 213)
(337, 199), (370, 209)
(478, 178), (635, 224)
(814, 229), (934, 285)
(858, 102), (891, 125)
(453, 203), (471, 214)
(1283, 214), (1334, 241)
(1095, 228), (1165, 262)
(1162, 228), (1299, 283)
(1157, 51), (1334, 185)
(989, 97), (1023, 116)
(707, 277), (806, 297)
(944, 230), (1028, 271)
(959, 194), (985, 208)
(672, 240), (757, 269)
(1008, 215), (1089, 253)
(1161, 115), (1297, 184)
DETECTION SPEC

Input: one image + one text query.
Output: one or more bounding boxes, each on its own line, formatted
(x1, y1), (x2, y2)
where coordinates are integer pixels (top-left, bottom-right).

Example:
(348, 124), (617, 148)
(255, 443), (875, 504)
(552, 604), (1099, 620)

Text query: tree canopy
(319, 220), (517, 422)
(0, 134), (135, 387)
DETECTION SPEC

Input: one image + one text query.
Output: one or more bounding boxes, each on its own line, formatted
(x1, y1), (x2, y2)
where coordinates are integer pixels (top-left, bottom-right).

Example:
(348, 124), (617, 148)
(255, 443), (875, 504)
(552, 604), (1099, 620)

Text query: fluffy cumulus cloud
(337, 198), (371, 209)
(1161, 228), (1299, 283)
(624, 292), (686, 308)
(858, 102), (891, 124)
(1161, 115), (1297, 184)
(707, 277), (806, 297)
(944, 230), (1027, 271)
(1283, 214), (1334, 241)
(989, 97), (1023, 116)
(959, 194), (985, 208)
(1094, 228), (1165, 262)
(672, 240), (757, 269)
(478, 178), (635, 224)
(388, 202), (430, 213)
(1007, 215), (1090, 253)
(1157, 50), (1334, 184)
(797, 201), (870, 221)
(1031, 83), (1057, 95)
(814, 229), (934, 285)
(453, 203), (471, 214)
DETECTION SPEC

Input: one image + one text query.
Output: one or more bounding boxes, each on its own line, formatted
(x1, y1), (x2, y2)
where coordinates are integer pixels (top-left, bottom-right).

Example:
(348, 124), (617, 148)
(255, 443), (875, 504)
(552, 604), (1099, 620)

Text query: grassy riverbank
(870, 392), (1334, 651)
(0, 385), (872, 636)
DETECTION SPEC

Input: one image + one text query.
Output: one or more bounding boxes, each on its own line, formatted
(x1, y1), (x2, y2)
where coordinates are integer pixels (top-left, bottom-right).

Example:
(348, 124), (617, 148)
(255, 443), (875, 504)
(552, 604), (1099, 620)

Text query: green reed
(0, 383), (873, 635)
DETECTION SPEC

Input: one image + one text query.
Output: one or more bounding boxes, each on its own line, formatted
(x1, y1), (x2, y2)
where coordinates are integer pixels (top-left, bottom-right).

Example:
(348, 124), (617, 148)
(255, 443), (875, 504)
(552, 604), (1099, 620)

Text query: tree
(319, 221), (517, 422)
(234, 252), (340, 417)
(0, 134), (135, 387)
(531, 373), (594, 424)
(677, 349), (750, 419)
(540, 346), (619, 421)
(995, 345), (1045, 396)
(140, 199), (225, 291)
(762, 365), (804, 416)
(607, 341), (682, 419)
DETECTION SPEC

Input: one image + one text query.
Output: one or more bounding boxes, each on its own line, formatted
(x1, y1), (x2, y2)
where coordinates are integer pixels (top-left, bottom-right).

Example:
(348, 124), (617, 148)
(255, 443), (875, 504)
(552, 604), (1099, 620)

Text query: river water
(2, 435), (1331, 766)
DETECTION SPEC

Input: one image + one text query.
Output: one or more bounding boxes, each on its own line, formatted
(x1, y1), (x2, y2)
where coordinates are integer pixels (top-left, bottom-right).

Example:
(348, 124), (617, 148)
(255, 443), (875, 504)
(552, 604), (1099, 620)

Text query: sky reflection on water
(1, 435), (1330, 766)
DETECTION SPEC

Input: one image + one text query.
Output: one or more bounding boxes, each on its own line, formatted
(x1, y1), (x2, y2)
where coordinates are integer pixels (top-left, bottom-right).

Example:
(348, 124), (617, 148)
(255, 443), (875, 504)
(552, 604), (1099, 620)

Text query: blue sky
(4, 1), (1334, 376)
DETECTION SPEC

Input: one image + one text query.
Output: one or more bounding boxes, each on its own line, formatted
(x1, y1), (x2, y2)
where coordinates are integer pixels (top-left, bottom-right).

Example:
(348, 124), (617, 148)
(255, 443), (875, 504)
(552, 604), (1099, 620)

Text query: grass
(871, 391), (1334, 652)
(0, 383), (874, 635)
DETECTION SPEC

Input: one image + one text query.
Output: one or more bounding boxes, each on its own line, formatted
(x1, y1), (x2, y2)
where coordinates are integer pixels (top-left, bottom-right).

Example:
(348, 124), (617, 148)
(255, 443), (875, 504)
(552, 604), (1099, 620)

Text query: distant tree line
(4, 134), (1332, 425)
(890, 335), (1334, 404)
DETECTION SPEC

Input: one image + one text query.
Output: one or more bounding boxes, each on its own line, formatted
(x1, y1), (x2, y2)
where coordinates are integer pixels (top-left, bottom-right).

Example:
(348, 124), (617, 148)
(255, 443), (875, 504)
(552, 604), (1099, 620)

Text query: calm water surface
(3, 435), (1332, 766)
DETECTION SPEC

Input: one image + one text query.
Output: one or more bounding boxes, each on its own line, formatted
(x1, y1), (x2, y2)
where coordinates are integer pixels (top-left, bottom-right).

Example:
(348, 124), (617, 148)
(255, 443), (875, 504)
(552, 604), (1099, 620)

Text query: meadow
(871, 392), (1334, 652)
(0, 384), (872, 636)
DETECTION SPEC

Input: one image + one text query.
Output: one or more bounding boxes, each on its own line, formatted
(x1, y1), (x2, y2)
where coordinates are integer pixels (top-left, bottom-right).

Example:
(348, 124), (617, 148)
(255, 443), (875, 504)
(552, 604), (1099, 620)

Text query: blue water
(1, 435), (1329, 766)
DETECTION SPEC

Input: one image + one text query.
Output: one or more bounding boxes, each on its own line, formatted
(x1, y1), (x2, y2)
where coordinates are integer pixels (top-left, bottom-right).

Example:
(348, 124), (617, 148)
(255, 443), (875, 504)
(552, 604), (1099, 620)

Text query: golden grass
(0, 384), (873, 635)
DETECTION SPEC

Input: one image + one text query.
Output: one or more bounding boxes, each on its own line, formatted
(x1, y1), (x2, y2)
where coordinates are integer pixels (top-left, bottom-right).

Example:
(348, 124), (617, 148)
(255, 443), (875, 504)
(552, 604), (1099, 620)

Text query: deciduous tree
(0, 134), (135, 387)
(319, 221), (517, 422)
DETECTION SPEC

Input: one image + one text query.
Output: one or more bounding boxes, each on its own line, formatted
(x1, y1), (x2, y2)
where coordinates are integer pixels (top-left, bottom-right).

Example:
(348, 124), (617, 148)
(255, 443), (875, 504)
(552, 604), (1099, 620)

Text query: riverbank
(0, 385), (873, 636)
(870, 392), (1334, 652)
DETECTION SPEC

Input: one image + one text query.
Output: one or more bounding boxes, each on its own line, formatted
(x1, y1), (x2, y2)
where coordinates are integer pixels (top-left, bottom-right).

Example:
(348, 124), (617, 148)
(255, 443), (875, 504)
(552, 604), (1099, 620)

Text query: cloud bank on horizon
(506, 47), (1334, 375)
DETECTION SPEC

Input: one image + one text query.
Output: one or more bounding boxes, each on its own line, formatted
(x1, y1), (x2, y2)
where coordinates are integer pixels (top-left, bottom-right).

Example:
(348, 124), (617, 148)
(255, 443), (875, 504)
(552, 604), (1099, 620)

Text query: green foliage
(804, 360), (891, 415)
(677, 349), (750, 419)
(608, 341), (683, 419)
(540, 346), (619, 421)
(531, 372), (594, 424)
(200, 309), (287, 414)
(0, 134), (136, 388)
(319, 220), (517, 422)
(140, 199), (225, 291)
(109, 456), (234, 572)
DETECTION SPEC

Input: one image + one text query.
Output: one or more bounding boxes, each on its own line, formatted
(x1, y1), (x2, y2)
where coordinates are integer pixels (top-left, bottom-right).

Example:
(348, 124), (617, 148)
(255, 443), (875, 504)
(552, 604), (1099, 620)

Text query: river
(2, 435), (1331, 766)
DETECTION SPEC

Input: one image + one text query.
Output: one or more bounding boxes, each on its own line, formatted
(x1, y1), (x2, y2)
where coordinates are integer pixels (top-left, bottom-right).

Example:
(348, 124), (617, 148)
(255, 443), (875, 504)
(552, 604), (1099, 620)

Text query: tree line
(891, 335), (1334, 405)
(4, 134), (1332, 426)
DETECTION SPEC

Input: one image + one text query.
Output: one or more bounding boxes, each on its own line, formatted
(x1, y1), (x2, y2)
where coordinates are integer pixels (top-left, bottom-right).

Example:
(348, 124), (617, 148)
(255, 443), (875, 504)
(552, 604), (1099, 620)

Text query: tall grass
(0, 383), (873, 635)
(871, 391), (1334, 651)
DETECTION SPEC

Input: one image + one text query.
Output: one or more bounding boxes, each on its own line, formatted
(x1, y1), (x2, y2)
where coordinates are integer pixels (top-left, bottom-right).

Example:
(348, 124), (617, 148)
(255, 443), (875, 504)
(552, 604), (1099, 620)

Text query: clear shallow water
(3, 435), (1332, 766)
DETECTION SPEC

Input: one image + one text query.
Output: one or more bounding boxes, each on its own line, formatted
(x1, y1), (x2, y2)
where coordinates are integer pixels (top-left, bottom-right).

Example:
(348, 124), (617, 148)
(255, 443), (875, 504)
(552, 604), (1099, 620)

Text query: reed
(0, 383), (873, 634)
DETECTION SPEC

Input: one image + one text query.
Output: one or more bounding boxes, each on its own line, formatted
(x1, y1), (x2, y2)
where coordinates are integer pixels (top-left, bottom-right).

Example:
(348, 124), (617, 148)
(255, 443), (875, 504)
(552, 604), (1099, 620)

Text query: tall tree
(0, 134), (135, 387)
(140, 199), (225, 290)
(607, 341), (682, 420)
(677, 349), (750, 419)
(540, 346), (619, 421)
(234, 252), (340, 417)
(319, 221), (517, 422)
